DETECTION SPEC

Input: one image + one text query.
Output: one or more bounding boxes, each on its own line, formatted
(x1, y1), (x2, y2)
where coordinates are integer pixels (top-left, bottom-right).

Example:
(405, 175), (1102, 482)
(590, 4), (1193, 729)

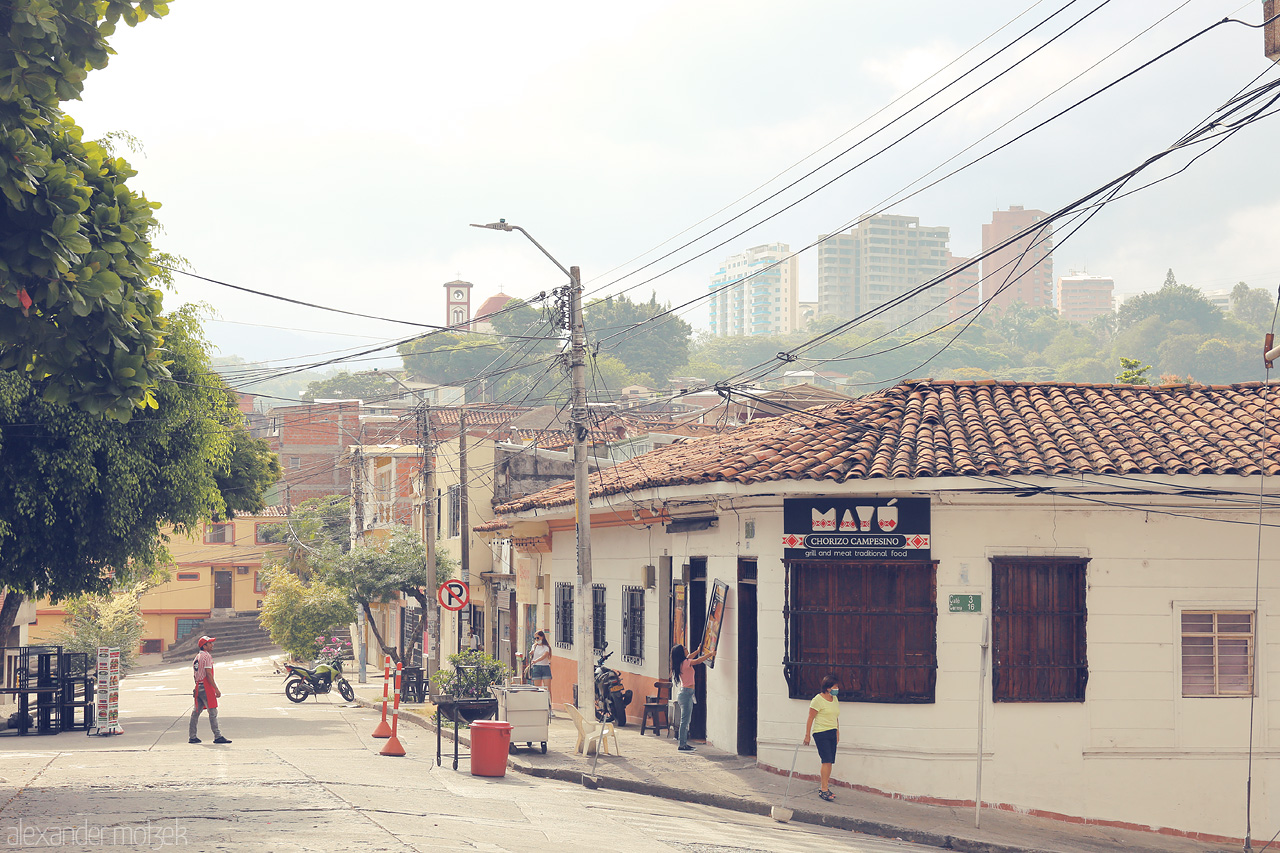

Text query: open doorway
(689, 557), (708, 741)
(737, 558), (758, 756)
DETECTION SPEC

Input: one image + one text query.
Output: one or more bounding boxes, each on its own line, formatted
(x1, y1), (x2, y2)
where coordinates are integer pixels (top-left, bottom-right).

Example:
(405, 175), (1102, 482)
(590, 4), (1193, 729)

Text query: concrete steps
(162, 614), (280, 662)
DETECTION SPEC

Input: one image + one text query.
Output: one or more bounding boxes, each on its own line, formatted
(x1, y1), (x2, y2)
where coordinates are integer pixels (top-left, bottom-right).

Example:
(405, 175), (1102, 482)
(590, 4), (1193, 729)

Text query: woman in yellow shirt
(802, 674), (841, 802)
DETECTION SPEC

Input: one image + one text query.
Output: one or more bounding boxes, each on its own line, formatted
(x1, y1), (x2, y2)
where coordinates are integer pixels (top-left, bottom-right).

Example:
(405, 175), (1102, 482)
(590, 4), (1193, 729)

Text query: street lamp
(471, 220), (594, 717)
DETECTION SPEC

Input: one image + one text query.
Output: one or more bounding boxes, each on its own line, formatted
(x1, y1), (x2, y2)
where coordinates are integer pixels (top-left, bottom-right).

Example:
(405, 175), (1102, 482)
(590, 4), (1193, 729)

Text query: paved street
(0, 656), (920, 852)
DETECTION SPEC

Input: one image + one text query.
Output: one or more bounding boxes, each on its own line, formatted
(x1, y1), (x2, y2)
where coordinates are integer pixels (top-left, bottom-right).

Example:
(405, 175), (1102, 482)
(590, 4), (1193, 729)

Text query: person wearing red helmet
(189, 636), (231, 744)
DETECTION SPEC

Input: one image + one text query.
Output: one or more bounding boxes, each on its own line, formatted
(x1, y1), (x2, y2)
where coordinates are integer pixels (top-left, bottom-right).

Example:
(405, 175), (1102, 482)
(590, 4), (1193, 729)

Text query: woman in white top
(669, 643), (712, 752)
(525, 630), (553, 717)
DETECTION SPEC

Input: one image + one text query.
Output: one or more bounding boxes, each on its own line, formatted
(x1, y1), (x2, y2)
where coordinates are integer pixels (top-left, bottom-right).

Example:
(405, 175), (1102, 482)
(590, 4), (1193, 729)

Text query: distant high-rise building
(944, 251), (980, 323)
(1056, 272), (1114, 323)
(816, 214), (950, 328)
(981, 206), (1054, 312)
(708, 243), (799, 337)
(1201, 289), (1233, 313)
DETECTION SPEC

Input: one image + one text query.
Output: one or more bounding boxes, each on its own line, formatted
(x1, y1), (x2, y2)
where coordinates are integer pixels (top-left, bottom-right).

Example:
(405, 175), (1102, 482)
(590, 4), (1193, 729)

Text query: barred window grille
(555, 582), (574, 649)
(992, 557), (1089, 703)
(784, 560), (937, 702)
(622, 586), (645, 665)
(1182, 611), (1254, 697)
(592, 585), (606, 652)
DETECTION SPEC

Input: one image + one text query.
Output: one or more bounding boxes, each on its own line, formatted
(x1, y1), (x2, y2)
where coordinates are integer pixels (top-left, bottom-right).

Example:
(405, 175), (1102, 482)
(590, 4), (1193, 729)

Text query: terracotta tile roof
(430, 405), (532, 428)
(494, 379), (1280, 513)
(252, 505), (291, 518)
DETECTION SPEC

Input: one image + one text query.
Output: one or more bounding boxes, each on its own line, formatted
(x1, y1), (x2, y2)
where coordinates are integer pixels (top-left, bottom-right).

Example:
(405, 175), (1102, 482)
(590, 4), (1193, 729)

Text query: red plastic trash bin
(470, 720), (514, 777)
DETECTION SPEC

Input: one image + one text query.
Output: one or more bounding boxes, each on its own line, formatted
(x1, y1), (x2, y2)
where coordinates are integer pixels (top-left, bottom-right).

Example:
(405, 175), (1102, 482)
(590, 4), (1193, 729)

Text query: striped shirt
(193, 649), (213, 683)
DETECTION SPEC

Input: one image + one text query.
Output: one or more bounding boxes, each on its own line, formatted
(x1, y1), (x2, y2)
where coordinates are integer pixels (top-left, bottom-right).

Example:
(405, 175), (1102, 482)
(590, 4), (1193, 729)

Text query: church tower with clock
(444, 280), (473, 330)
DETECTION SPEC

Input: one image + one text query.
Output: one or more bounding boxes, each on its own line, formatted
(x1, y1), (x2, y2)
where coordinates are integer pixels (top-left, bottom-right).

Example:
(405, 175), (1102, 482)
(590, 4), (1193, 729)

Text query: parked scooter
(593, 644), (633, 726)
(283, 659), (355, 703)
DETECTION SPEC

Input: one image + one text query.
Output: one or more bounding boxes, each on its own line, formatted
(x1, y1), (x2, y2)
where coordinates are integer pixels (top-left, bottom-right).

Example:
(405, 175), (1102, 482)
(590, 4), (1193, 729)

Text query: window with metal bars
(1181, 611), (1253, 697)
(991, 557), (1089, 702)
(592, 585), (606, 652)
(783, 560), (937, 702)
(555, 582), (573, 649)
(622, 586), (645, 665)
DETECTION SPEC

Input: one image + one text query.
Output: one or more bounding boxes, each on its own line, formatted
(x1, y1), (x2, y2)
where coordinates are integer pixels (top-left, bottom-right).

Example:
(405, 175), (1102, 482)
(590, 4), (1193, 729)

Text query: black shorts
(812, 728), (837, 764)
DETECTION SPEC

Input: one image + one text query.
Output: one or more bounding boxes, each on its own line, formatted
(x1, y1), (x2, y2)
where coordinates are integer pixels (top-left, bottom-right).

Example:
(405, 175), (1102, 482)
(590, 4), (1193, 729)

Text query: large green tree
(398, 333), (508, 390)
(584, 293), (691, 384)
(0, 308), (280, 652)
(320, 526), (436, 664)
(0, 1), (175, 421)
(1116, 270), (1222, 334)
(301, 370), (401, 402)
(257, 494), (352, 576)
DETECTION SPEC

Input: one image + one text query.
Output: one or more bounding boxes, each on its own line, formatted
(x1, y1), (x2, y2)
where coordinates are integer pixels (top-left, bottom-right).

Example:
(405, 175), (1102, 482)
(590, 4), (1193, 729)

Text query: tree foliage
(257, 565), (355, 662)
(319, 526), (439, 662)
(1115, 356), (1152, 385)
(50, 570), (166, 671)
(1116, 270), (1222, 333)
(0, 307), (280, 603)
(398, 333), (510, 390)
(256, 494), (351, 577)
(584, 293), (690, 384)
(301, 370), (401, 402)
(680, 274), (1273, 393)
(0, 1), (175, 420)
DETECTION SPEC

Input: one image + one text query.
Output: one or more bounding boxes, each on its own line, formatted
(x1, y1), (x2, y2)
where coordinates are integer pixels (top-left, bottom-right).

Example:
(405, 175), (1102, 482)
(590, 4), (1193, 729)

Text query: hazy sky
(70, 1), (1279, 374)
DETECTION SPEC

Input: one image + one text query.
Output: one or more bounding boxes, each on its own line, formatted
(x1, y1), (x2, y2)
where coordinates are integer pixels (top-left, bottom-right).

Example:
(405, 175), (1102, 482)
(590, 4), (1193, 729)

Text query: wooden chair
(640, 680), (671, 736)
(564, 704), (619, 756)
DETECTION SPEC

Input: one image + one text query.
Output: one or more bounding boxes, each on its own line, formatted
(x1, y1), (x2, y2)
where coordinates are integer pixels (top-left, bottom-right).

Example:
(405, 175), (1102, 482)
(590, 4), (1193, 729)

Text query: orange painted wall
(546, 653), (663, 726)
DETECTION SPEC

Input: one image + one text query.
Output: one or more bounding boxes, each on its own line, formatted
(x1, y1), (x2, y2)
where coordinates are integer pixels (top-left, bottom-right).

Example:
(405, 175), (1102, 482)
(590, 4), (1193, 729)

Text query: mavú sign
(782, 497), (930, 561)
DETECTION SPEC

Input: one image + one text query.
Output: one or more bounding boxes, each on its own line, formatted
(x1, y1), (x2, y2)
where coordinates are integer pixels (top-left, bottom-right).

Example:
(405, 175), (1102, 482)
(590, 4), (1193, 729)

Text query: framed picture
(700, 580), (729, 668)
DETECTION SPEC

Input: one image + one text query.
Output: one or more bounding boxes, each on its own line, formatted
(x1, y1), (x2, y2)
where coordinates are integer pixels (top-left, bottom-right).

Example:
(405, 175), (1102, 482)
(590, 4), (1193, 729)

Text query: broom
(770, 742), (803, 823)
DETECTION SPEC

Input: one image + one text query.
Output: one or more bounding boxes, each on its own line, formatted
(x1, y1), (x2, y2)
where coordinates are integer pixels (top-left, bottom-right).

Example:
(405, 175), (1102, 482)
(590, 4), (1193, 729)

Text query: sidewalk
(350, 680), (1231, 853)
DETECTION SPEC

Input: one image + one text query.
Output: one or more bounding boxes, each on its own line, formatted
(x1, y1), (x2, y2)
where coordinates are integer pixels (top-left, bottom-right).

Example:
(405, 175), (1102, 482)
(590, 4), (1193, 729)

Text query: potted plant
(430, 649), (510, 723)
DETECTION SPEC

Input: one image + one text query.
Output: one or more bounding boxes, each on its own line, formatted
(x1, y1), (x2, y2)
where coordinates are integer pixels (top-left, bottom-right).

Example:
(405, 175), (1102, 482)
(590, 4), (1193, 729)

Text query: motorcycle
(283, 659), (355, 703)
(593, 644), (632, 726)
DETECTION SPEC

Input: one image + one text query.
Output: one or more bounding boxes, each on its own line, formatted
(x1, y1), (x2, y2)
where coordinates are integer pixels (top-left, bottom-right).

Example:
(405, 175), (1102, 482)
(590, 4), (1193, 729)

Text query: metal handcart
(491, 684), (550, 754)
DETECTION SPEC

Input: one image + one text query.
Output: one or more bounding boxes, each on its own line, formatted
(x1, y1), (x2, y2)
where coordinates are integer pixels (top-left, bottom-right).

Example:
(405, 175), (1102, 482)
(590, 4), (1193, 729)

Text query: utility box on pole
(1267, 0), (1279, 63)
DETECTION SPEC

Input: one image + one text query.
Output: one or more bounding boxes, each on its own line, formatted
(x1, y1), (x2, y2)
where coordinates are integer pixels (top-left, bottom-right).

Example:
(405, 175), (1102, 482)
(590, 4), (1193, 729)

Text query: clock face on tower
(453, 289), (465, 300)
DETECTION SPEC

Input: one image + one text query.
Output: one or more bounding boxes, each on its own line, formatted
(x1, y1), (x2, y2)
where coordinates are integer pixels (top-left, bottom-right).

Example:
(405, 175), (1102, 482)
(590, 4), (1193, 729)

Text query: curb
(350, 695), (1179, 853)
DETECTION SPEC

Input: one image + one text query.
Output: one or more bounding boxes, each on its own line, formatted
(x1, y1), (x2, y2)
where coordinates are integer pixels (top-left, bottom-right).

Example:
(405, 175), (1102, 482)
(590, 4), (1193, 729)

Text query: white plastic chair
(564, 704), (620, 756)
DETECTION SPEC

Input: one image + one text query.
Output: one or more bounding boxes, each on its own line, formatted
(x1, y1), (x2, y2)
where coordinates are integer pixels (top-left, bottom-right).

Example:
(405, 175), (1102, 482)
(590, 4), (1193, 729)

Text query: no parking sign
(437, 579), (470, 612)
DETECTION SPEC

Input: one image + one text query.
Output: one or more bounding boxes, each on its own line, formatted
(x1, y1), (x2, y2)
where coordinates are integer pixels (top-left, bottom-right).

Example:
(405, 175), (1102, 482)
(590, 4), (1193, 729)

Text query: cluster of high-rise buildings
(708, 206), (1116, 336)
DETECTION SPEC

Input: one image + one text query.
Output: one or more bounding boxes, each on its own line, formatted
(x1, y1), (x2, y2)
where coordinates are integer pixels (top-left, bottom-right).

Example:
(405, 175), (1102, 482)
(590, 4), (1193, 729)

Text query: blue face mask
(830, 688), (840, 697)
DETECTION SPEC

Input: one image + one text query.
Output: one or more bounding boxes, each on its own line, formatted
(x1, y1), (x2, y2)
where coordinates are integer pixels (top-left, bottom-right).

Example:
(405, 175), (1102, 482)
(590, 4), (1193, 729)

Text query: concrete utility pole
(419, 402), (439, 678)
(567, 264), (594, 713)
(470, 220), (593, 713)
(458, 407), (469, 654)
(352, 447), (368, 683)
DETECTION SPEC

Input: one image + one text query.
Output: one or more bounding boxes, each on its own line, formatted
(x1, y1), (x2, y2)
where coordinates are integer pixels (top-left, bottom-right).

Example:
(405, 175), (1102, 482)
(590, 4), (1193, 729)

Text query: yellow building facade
(30, 508), (290, 654)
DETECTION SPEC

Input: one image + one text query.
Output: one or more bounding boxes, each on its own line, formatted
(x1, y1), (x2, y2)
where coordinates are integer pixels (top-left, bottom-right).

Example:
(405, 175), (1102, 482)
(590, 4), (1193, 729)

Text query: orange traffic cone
(380, 661), (406, 757)
(372, 655), (392, 738)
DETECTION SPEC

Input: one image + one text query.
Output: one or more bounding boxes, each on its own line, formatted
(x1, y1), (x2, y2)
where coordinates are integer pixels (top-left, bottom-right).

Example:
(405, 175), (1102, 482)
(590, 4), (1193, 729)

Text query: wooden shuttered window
(785, 560), (937, 703)
(991, 557), (1088, 703)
